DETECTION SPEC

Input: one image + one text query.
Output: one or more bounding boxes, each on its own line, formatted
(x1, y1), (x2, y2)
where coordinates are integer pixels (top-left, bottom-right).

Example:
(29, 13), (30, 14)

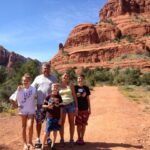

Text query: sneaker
(69, 139), (74, 147)
(35, 139), (42, 148)
(47, 138), (52, 145)
(51, 143), (56, 150)
(76, 139), (82, 145)
(80, 139), (85, 145)
(60, 139), (65, 147)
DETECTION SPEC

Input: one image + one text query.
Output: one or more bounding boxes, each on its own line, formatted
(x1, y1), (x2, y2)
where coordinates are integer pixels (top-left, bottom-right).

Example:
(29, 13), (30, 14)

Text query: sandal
(23, 144), (29, 150)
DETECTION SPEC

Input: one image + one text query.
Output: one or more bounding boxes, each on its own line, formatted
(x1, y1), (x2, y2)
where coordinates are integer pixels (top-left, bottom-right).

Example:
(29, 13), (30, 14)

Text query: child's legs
(41, 132), (49, 148)
(52, 131), (57, 144)
(76, 111), (89, 140)
(77, 125), (82, 139)
(81, 125), (86, 140)
(41, 118), (54, 147)
(68, 112), (75, 140)
(60, 112), (66, 140)
(80, 111), (89, 140)
(21, 115), (28, 145)
(27, 114), (34, 144)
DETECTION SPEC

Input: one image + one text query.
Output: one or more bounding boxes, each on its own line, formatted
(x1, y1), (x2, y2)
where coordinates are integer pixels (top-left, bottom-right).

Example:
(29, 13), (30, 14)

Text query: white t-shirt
(32, 74), (57, 105)
(10, 86), (37, 115)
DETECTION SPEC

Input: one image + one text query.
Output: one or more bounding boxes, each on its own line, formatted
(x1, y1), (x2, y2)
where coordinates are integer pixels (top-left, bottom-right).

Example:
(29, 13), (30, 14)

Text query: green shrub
(141, 73), (150, 85)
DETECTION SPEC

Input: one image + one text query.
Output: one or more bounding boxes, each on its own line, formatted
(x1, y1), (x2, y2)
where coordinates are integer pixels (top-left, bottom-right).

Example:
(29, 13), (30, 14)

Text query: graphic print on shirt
(77, 88), (85, 97)
(23, 90), (33, 102)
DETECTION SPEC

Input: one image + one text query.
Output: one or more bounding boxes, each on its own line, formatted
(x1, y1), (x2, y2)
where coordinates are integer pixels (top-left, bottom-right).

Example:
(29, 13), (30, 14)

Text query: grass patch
(0, 102), (17, 116)
(119, 85), (150, 104)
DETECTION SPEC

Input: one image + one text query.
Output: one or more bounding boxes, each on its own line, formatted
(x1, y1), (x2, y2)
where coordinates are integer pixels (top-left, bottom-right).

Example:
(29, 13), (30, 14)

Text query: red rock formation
(100, 0), (150, 20)
(51, 0), (150, 73)
(64, 24), (100, 48)
(0, 46), (31, 68)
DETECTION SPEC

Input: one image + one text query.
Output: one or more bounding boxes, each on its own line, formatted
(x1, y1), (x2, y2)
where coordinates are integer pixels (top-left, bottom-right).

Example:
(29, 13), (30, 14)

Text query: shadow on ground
(0, 144), (12, 150)
(40, 142), (143, 150)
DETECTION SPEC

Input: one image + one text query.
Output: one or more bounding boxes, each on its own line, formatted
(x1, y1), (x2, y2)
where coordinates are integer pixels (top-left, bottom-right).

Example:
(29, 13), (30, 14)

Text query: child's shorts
(75, 110), (89, 126)
(45, 118), (60, 133)
(35, 109), (46, 124)
(63, 102), (75, 113)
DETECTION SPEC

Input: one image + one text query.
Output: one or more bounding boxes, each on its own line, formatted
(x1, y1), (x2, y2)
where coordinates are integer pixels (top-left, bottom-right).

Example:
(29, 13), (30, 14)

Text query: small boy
(41, 83), (63, 150)
(9, 73), (37, 150)
(75, 74), (91, 145)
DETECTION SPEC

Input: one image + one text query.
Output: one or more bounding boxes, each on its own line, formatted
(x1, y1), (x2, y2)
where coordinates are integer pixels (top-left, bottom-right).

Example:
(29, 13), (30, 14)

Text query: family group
(10, 63), (91, 150)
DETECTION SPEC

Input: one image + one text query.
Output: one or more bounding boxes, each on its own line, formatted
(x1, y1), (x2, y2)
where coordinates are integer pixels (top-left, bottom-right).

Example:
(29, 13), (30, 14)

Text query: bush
(141, 73), (150, 85)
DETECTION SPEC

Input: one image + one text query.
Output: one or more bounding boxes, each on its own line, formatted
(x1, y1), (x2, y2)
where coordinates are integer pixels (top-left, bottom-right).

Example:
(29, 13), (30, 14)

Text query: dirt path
(1, 86), (150, 150)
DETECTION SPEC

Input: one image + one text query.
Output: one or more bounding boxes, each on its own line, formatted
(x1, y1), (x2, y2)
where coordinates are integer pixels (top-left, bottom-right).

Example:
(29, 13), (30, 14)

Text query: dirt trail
(0, 86), (150, 150)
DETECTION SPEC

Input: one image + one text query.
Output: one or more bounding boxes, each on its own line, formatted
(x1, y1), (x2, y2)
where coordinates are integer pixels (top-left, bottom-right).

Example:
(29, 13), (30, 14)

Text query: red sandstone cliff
(0, 46), (32, 68)
(51, 0), (150, 72)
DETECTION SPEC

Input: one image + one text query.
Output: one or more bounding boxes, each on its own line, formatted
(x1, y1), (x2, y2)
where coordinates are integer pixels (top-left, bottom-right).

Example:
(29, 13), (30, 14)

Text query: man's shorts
(45, 118), (61, 133)
(75, 110), (89, 126)
(35, 109), (46, 124)
(63, 102), (76, 113)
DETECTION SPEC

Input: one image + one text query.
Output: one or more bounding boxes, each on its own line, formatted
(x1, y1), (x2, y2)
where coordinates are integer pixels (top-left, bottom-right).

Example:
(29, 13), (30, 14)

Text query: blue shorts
(63, 102), (75, 113)
(45, 118), (60, 133)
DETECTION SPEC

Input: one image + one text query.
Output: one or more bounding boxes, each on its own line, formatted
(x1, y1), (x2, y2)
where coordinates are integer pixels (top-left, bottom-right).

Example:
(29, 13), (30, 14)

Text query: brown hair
(78, 74), (85, 79)
(42, 63), (50, 68)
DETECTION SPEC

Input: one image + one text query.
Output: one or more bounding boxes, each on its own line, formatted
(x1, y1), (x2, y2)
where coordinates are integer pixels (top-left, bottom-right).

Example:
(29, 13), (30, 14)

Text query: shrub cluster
(62, 67), (150, 87)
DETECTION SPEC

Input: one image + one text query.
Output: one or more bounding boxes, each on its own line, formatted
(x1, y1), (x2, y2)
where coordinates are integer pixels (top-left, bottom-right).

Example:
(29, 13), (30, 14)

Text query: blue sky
(0, 0), (107, 62)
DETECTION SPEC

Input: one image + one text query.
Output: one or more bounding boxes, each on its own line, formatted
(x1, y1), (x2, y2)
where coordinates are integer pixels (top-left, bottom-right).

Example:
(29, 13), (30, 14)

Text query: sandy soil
(0, 86), (150, 150)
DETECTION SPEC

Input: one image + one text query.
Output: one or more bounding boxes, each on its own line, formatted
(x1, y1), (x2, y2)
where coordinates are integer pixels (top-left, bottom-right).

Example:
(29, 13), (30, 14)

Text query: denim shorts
(45, 118), (60, 133)
(63, 102), (76, 113)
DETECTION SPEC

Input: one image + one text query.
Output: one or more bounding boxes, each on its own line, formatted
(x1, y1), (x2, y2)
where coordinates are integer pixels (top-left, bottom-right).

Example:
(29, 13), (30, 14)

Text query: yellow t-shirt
(59, 86), (74, 105)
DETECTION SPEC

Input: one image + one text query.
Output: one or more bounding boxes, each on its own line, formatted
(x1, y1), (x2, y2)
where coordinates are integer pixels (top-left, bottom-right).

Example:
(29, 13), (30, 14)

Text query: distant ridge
(0, 45), (41, 68)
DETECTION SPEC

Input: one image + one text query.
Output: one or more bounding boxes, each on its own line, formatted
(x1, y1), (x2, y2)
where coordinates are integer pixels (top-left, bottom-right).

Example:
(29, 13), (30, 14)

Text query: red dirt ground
(0, 86), (150, 150)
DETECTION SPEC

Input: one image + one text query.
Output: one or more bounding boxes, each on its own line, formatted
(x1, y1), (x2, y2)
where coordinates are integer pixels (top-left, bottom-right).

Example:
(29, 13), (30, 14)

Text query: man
(32, 63), (57, 148)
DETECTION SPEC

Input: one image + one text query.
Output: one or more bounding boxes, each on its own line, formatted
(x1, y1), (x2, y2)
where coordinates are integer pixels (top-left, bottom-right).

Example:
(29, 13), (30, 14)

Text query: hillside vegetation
(0, 60), (41, 112)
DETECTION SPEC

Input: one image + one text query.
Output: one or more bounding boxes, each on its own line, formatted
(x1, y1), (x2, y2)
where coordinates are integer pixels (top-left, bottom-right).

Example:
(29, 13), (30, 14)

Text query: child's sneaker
(47, 138), (52, 145)
(51, 143), (56, 150)
(76, 139), (81, 145)
(60, 139), (65, 147)
(80, 139), (85, 145)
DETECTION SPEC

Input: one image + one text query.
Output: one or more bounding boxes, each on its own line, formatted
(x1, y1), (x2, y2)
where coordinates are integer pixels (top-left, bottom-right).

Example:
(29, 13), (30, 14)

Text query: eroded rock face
(51, 0), (150, 72)
(64, 23), (122, 48)
(64, 24), (100, 48)
(0, 46), (27, 68)
(0, 46), (9, 65)
(100, 0), (150, 20)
